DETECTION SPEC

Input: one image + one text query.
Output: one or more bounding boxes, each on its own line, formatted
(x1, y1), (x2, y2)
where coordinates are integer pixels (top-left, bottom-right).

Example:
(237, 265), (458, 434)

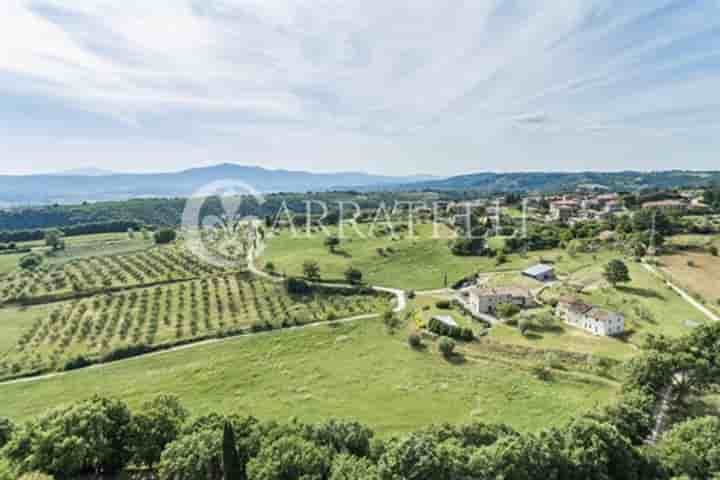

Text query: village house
(466, 286), (533, 315)
(556, 297), (625, 336)
(550, 199), (579, 221)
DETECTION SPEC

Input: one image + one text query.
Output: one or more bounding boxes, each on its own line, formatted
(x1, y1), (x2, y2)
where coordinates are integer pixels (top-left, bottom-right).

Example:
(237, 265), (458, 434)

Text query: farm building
(556, 297), (625, 336)
(466, 287), (533, 315)
(522, 264), (555, 282)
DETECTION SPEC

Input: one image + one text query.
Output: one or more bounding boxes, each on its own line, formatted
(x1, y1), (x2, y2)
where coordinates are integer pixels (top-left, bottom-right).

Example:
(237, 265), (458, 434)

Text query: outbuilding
(522, 264), (555, 282)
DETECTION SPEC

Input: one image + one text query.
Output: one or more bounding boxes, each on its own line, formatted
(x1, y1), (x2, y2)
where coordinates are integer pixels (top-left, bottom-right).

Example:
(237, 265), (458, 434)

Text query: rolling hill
(0, 164), (437, 205)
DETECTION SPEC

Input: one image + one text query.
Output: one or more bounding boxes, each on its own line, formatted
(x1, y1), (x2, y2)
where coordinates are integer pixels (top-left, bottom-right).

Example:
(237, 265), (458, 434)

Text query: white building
(556, 297), (625, 336)
(466, 287), (533, 315)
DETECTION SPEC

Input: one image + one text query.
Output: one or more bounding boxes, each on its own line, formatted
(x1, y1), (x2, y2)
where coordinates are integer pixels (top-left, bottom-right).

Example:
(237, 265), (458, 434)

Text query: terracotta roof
(586, 308), (617, 324)
(557, 296), (593, 314)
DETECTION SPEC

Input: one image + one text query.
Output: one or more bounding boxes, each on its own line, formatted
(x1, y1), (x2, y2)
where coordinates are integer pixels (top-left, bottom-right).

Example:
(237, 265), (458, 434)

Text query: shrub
(427, 317), (472, 341)
(531, 365), (553, 381)
(709, 245), (718, 256)
(0, 418), (14, 449)
(63, 355), (92, 371)
(285, 277), (312, 295)
(496, 303), (520, 319)
(154, 228), (177, 245)
(19, 253), (43, 270)
(518, 318), (533, 336)
(438, 337), (456, 357)
(344, 267), (363, 285)
(102, 344), (152, 363)
(408, 333), (422, 349)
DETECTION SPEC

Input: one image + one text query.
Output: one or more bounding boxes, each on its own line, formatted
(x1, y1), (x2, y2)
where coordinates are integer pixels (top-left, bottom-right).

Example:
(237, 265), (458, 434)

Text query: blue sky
(2, 0), (720, 176)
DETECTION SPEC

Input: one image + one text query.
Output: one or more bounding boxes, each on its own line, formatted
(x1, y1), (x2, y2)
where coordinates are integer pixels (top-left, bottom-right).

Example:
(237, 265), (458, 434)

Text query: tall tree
(44, 228), (64, 251)
(603, 259), (631, 287)
(223, 422), (243, 480)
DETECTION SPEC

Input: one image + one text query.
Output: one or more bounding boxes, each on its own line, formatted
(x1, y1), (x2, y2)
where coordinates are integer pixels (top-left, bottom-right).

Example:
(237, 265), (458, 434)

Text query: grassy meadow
(259, 223), (583, 290)
(0, 318), (619, 435)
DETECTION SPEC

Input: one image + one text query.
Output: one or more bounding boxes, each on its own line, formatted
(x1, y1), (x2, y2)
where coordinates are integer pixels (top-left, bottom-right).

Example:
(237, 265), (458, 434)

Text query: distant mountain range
(2, 165), (718, 207)
(48, 167), (117, 176)
(393, 170), (720, 193)
(0, 163), (438, 205)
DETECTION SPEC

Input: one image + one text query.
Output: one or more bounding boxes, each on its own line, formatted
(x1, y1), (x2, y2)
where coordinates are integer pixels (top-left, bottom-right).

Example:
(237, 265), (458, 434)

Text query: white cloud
(1, 0), (720, 174)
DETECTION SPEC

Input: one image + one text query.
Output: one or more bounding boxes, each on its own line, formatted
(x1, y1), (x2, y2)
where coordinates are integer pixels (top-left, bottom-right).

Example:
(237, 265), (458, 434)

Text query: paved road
(642, 262), (719, 322)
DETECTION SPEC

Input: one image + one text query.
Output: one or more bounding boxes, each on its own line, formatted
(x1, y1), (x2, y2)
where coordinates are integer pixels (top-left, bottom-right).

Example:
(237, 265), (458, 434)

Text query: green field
(0, 274), (389, 378)
(44, 233), (154, 264)
(260, 224), (561, 290)
(488, 321), (638, 361)
(0, 253), (24, 276)
(0, 318), (619, 435)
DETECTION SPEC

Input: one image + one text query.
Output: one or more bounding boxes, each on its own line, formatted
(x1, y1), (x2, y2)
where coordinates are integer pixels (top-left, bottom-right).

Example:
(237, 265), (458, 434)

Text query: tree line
(1, 322), (719, 480)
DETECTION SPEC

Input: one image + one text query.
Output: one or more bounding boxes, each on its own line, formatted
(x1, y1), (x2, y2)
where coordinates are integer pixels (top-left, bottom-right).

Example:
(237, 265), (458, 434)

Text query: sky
(2, 0), (720, 176)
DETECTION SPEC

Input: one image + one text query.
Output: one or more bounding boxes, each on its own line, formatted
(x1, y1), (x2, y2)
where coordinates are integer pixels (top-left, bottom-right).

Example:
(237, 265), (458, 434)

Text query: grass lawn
(0, 253), (23, 276)
(261, 224), (567, 290)
(0, 318), (619, 435)
(488, 321), (638, 361)
(44, 233), (154, 265)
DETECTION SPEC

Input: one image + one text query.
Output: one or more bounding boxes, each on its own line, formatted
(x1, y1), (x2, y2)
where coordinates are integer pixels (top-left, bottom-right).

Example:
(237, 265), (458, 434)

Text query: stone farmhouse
(556, 297), (625, 336)
(467, 287), (533, 315)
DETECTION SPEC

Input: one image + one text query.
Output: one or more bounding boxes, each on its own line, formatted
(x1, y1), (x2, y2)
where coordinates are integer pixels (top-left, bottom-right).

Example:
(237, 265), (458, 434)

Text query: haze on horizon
(2, 0), (720, 176)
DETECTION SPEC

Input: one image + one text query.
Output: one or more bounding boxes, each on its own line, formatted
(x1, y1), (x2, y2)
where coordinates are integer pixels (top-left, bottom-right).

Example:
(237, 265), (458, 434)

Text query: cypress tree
(223, 421), (243, 480)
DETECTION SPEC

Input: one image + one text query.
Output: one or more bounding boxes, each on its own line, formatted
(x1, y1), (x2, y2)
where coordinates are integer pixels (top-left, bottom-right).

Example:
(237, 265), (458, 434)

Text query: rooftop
(523, 264), (555, 277)
(432, 315), (458, 328)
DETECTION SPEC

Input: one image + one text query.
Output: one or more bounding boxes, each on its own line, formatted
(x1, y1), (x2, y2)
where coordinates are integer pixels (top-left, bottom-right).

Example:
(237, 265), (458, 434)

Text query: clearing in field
(0, 318), (619, 435)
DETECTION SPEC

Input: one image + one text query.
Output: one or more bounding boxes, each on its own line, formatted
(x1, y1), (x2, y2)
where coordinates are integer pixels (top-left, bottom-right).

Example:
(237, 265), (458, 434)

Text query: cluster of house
(461, 263), (625, 337)
(548, 193), (623, 222)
